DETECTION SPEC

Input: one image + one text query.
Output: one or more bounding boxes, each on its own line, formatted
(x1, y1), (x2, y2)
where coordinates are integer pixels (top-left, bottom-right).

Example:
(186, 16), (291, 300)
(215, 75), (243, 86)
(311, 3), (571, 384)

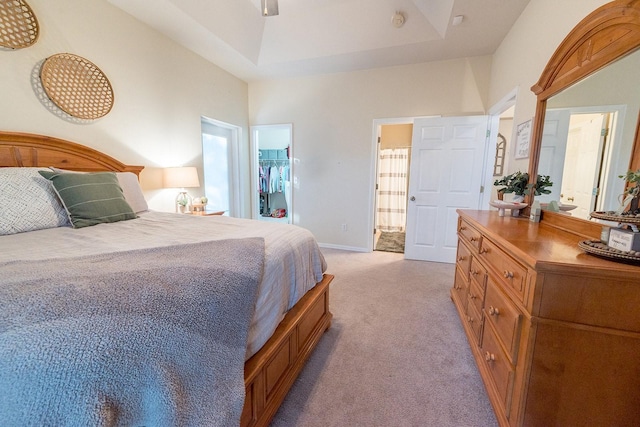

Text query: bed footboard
(242, 273), (333, 427)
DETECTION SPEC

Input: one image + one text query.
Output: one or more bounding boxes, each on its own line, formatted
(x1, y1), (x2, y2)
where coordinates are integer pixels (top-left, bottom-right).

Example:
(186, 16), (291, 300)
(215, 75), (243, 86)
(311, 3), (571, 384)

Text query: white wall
(249, 57), (492, 250)
(249, 0), (613, 251)
(0, 0), (250, 213)
(488, 0), (610, 174)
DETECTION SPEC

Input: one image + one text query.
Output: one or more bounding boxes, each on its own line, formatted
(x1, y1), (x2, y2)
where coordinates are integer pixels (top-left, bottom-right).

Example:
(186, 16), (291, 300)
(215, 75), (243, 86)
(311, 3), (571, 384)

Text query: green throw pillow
(38, 170), (136, 228)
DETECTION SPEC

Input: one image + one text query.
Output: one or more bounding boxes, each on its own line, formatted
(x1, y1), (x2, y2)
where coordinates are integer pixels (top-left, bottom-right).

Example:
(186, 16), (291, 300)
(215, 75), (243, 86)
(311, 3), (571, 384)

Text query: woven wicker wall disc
(40, 53), (114, 120)
(0, 0), (39, 49)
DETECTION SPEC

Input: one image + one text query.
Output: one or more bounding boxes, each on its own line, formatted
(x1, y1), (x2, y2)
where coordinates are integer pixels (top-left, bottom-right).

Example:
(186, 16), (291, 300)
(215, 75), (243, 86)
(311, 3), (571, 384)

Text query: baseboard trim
(317, 243), (370, 252)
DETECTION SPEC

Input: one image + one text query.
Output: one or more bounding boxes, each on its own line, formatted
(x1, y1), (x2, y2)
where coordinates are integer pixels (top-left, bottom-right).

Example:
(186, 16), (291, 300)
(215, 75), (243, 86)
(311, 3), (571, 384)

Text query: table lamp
(163, 166), (200, 213)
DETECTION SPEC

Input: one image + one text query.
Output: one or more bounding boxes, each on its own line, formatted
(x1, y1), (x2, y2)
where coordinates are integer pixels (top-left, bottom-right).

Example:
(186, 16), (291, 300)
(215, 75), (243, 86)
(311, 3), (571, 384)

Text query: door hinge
(480, 185), (485, 193)
(601, 128), (609, 137)
(377, 136), (381, 143)
(486, 130), (491, 138)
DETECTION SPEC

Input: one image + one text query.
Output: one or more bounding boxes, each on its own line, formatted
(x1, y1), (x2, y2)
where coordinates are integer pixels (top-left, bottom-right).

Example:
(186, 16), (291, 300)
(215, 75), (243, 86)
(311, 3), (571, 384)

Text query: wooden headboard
(0, 131), (144, 176)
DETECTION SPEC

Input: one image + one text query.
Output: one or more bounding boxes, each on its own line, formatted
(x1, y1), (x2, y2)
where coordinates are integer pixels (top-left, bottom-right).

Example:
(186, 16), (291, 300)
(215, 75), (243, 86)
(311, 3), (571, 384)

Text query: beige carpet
(269, 249), (498, 427)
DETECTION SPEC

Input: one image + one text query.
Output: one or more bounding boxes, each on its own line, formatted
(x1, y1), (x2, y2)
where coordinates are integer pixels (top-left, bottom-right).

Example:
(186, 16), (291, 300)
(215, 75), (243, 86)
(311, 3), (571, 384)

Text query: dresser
(452, 210), (640, 427)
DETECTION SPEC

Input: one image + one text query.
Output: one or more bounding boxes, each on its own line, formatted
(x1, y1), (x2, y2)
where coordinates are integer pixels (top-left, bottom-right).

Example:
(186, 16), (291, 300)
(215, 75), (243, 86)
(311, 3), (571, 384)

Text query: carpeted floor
(269, 248), (498, 427)
(375, 231), (405, 253)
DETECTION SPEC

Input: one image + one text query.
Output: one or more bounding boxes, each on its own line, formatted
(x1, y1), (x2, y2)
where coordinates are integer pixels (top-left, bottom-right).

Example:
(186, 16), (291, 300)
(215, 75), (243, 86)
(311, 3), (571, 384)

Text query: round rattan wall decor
(0, 0), (39, 49)
(40, 53), (114, 120)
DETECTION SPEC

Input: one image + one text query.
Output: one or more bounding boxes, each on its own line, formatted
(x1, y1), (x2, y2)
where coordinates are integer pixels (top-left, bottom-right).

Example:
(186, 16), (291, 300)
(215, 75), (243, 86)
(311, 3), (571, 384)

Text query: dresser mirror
(536, 49), (640, 219)
(527, 0), (640, 228)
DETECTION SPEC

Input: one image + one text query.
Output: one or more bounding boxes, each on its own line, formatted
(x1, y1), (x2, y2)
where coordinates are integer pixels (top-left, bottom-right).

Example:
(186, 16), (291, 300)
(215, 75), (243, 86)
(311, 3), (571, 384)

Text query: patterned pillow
(0, 168), (70, 235)
(38, 170), (137, 228)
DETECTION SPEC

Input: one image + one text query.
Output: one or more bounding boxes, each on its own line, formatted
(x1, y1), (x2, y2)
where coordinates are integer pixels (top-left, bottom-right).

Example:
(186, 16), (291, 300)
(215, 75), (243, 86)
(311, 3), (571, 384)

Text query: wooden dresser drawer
(479, 237), (527, 300)
(467, 276), (485, 317)
(455, 240), (472, 278)
(469, 256), (487, 292)
(458, 219), (482, 250)
(465, 293), (484, 344)
(484, 277), (522, 363)
(452, 267), (469, 312)
(481, 320), (515, 414)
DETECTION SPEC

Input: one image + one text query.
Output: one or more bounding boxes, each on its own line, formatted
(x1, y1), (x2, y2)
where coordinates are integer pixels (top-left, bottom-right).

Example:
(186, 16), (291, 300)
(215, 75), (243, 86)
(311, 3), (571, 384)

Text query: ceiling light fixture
(392, 12), (405, 28)
(261, 0), (279, 17)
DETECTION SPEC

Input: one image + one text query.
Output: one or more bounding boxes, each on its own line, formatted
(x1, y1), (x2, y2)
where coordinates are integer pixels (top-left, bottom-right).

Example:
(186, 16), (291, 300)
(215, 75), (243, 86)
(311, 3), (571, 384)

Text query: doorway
(404, 115), (489, 262)
(374, 124), (412, 253)
(537, 105), (625, 218)
(250, 124), (293, 224)
(371, 115), (492, 262)
(201, 117), (241, 217)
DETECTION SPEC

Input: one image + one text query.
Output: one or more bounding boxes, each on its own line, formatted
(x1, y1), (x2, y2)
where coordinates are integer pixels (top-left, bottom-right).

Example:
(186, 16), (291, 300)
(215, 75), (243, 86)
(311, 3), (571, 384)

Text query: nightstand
(189, 210), (225, 216)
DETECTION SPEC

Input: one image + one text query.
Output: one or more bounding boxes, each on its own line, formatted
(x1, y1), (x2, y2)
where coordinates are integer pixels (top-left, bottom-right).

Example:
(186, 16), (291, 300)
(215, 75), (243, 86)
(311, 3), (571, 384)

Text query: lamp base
(175, 191), (192, 213)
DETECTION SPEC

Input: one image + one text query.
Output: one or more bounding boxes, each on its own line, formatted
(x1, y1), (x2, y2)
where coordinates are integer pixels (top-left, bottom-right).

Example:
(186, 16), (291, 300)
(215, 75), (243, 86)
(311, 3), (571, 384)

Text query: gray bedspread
(0, 238), (265, 426)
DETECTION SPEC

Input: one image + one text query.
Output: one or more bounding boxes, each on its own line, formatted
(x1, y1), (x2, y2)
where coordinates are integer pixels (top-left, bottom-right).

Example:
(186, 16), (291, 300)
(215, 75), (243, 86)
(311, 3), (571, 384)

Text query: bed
(0, 131), (333, 427)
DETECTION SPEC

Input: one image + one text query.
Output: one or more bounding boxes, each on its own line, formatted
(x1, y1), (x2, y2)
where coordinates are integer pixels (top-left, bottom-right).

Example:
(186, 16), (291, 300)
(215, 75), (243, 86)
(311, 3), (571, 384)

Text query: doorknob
(567, 196), (574, 202)
(410, 196), (416, 201)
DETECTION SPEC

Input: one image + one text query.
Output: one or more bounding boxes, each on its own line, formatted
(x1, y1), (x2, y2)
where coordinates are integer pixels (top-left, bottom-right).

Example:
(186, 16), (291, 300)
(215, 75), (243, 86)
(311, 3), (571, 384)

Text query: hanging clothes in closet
(258, 148), (290, 218)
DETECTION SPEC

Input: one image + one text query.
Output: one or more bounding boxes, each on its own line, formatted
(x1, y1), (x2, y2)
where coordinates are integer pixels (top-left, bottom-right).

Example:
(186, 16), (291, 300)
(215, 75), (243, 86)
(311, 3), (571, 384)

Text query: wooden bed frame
(0, 130), (333, 427)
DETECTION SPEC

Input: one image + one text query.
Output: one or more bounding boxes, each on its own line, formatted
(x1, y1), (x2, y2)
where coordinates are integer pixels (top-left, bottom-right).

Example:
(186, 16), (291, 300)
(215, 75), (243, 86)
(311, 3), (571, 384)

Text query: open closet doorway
(250, 124), (293, 224)
(373, 123), (412, 253)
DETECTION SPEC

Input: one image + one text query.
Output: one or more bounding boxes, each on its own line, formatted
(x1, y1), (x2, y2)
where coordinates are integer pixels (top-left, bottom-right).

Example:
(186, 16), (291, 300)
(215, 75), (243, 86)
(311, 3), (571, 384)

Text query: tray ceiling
(108, 0), (531, 82)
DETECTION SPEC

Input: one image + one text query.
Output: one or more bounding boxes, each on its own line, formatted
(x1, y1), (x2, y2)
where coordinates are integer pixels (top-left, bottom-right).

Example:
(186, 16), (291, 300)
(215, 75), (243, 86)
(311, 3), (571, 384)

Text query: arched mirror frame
(527, 0), (640, 237)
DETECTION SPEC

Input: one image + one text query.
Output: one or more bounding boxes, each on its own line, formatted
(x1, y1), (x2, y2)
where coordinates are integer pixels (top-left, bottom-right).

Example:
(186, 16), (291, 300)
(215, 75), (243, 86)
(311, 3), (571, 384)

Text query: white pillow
(49, 167), (148, 214)
(116, 172), (149, 214)
(0, 168), (70, 235)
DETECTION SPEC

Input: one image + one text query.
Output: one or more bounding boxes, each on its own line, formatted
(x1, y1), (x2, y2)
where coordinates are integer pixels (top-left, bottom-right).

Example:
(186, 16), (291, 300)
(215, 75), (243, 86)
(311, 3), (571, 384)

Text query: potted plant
(619, 169), (640, 212)
(494, 171), (529, 201)
(525, 174), (553, 196)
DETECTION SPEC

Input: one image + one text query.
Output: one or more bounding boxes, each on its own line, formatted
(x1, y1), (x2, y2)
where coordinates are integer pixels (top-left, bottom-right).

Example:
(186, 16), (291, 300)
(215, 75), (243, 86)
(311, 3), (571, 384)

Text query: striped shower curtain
(376, 148), (409, 232)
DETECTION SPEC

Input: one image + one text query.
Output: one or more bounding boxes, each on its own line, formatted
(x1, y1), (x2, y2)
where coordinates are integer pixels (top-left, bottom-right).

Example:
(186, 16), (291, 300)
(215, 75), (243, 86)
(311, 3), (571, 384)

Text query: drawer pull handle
(467, 316), (473, 323)
(503, 270), (514, 279)
(471, 269), (479, 275)
(460, 226), (467, 230)
(485, 351), (495, 362)
(457, 256), (466, 261)
(488, 306), (500, 316)
(479, 248), (488, 254)
(470, 293), (477, 300)
(470, 237), (478, 242)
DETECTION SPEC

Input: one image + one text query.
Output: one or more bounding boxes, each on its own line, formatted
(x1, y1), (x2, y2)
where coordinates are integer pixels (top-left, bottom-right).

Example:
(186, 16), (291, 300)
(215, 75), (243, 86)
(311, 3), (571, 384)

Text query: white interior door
(404, 116), (488, 263)
(560, 113), (606, 219)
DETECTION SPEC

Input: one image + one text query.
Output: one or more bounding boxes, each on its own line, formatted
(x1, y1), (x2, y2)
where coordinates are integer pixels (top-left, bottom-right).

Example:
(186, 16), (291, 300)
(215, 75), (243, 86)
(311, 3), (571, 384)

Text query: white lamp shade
(163, 167), (200, 188)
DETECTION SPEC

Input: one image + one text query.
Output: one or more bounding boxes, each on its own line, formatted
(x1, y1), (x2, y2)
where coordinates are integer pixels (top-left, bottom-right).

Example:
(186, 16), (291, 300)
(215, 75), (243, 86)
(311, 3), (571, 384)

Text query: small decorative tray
(578, 240), (640, 265)
(589, 211), (640, 224)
